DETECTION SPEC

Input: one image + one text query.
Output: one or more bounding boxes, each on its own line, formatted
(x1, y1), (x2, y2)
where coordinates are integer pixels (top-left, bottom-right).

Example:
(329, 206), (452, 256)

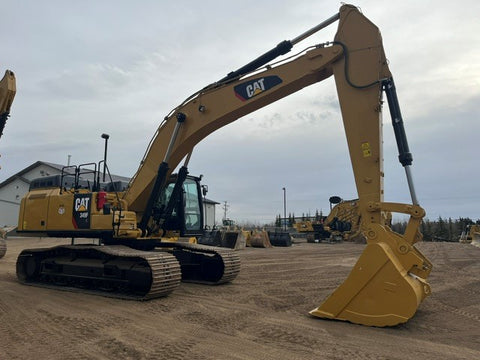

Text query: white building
(203, 198), (219, 229)
(0, 161), (219, 228)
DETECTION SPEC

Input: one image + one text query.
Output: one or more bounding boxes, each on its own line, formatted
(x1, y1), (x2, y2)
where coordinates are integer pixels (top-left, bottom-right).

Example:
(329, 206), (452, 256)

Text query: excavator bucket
(471, 232), (480, 248)
(0, 227), (10, 259)
(0, 239), (6, 259)
(221, 230), (246, 250)
(268, 230), (292, 247)
(310, 224), (431, 327)
(198, 229), (246, 250)
(198, 229), (223, 246)
(249, 230), (272, 248)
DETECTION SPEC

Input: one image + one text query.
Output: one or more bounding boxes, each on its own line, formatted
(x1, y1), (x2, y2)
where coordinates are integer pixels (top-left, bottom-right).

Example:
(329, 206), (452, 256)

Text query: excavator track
(157, 242), (241, 284)
(16, 245), (181, 300)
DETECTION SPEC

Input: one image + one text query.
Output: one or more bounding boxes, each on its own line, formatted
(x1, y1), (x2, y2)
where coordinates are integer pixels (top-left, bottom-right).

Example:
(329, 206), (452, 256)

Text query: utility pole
(222, 201), (229, 221)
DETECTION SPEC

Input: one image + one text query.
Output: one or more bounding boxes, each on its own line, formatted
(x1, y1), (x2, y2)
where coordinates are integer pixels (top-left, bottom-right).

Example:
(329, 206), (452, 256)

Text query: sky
(1, 0), (479, 225)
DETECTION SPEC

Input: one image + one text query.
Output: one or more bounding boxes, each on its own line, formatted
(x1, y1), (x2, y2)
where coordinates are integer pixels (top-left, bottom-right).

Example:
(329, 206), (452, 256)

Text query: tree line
(391, 217), (478, 242)
(275, 211), (324, 227)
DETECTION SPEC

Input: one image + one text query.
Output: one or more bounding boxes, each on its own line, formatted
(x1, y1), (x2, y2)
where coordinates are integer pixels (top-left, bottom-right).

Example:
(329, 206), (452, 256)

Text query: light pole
(101, 133), (110, 182)
(282, 187), (287, 231)
(201, 184), (208, 229)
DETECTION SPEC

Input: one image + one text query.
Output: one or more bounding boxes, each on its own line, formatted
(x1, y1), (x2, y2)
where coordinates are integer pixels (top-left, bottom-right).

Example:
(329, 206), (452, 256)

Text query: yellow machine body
(18, 188), (140, 238)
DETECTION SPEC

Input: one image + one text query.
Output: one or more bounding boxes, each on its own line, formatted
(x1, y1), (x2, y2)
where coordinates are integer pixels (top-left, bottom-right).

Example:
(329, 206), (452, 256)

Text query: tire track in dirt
(421, 242), (480, 292)
(2, 239), (480, 360)
(146, 338), (204, 360)
(429, 298), (480, 323)
(0, 303), (90, 359)
(246, 319), (386, 360)
(93, 336), (145, 359)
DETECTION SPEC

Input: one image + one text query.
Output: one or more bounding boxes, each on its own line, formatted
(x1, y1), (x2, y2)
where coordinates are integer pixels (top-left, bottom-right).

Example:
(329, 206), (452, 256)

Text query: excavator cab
(155, 174), (204, 237)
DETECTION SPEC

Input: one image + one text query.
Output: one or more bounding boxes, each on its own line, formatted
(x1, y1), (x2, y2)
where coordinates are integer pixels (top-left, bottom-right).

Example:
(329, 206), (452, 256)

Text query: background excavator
(0, 69), (16, 259)
(324, 197), (363, 242)
(459, 224), (480, 244)
(16, 4), (431, 326)
(324, 196), (390, 243)
(293, 197), (365, 243)
(293, 194), (392, 244)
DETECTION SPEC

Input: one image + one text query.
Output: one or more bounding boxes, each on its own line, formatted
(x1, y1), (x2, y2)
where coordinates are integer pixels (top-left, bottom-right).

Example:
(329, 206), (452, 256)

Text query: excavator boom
(0, 70), (16, 140)
(123, 46), (342, 215)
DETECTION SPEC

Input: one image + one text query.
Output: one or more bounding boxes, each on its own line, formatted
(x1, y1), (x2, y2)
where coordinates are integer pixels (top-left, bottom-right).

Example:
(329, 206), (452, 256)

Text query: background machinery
(459, 224), (480, 244)
(293, 197), (365, 243)
(325, 197), (364, 243)
(0, 70), (15, 141)
(16, 5), (431, 326)
(0, 69), (16, 259)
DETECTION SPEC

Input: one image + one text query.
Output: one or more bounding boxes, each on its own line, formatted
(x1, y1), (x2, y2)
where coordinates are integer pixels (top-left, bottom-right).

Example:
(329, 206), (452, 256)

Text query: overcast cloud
(1, 0), (479, 224)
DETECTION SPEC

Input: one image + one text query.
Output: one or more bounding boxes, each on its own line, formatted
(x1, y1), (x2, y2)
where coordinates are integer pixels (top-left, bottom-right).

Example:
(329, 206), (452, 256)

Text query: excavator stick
(0, 70), (16, 139)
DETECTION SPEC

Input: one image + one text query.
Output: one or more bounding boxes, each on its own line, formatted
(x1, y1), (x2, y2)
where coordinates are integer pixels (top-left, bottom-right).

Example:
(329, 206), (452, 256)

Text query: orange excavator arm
(0, 70), (16, 140)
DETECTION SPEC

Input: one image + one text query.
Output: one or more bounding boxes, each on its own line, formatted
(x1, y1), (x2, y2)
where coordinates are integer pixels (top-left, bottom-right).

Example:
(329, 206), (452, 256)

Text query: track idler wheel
(16, 251), (41, 281)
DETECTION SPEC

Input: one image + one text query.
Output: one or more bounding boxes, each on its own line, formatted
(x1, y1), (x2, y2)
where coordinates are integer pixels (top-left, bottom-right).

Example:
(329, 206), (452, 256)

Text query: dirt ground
(0, 237), (479, 360)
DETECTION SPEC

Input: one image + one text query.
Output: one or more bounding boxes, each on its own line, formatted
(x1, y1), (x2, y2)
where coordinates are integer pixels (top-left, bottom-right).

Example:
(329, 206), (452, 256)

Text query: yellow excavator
(459, 224), (480, 244)
(293, 196), (382, 243)
(325, 196), (386, 243)
(324, 197), (363, 242)
(0, 69), (16, 259)
(16, 5), (431, 326)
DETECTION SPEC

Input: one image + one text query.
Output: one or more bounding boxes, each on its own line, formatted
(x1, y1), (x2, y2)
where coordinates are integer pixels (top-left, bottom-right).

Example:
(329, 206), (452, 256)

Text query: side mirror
(329, 196), (342, 204)
(201, 185), (208, 197)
